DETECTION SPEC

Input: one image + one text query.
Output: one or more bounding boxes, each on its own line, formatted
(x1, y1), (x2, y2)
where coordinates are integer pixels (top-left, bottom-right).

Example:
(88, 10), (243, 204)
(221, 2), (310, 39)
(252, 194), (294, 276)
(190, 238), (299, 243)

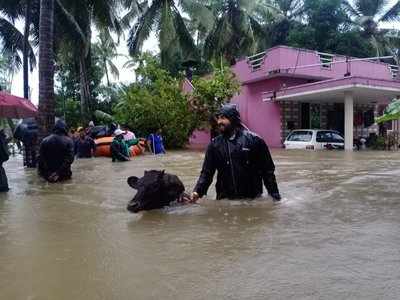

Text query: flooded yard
(1, 150), (400, 299)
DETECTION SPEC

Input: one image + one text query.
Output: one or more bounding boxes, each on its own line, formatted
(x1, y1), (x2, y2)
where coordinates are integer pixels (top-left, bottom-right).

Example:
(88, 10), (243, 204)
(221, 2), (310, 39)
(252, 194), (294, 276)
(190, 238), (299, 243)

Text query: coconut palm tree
(38, 0), (55, 137)
(0, 0), (38, 99)
(93, 31), (122, 87)
(53, 0), (121, 121)
(262, 0), (305, 46)
(202, 0), (268, 64)
(126, 0), (197, 70)
(0, 53), (19, 91)
(342, 0), (400, 55)
(386, 30), (400, 64)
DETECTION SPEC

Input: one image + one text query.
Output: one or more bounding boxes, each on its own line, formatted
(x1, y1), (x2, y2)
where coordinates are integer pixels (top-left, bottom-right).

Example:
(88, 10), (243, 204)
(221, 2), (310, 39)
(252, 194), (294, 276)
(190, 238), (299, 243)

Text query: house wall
(235, 46), (395, 84)
(231, 77), (309, 148)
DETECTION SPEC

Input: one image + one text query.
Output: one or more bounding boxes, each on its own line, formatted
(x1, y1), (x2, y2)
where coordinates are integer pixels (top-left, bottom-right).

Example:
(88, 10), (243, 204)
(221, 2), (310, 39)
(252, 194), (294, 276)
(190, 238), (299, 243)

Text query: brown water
(1, 150), (400, 299)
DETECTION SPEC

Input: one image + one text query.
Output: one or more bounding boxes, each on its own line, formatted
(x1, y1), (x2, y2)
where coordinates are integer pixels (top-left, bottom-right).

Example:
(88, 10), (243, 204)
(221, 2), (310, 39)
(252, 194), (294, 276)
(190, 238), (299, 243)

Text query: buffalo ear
(127, 176), (139, 189)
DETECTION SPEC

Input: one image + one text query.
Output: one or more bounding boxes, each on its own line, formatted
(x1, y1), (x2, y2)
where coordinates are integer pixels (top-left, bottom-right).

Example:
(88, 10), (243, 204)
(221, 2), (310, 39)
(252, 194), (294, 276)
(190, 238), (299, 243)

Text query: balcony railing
(317, 51), (334, 69)
(389, 64), (399, 79)
(247, 51), (266, 71)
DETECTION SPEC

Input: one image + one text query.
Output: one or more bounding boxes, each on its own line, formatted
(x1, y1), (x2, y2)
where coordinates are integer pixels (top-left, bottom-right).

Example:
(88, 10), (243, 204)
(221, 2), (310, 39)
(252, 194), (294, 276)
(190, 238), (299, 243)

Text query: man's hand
(190, 192), (200, 203)
(48, 172), (59, 183)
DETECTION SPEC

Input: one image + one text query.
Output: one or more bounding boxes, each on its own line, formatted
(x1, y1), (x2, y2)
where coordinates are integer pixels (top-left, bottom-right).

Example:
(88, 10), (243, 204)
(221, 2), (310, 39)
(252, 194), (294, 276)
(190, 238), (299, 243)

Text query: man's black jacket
(194, 129), (280, 199)
(38, 133), (74, 180)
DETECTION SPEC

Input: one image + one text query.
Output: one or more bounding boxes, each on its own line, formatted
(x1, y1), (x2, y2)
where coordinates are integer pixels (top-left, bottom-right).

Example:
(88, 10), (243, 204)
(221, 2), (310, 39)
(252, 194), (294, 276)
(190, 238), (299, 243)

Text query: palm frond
(91, 0), (121, 34)
(0, 0), (24, 21)
(380, 1), (400, 22)
(0, 17), (36, 70)
(341, 0), (360, 18)
(180, 0), (215, 33)
(171, 4), (197, 60)
(355, 0), (385, 18)
(55, 0), (88, 47)
(204, 15), (234, 60)
(108, 60), (120, 78)
(248, 15), (267, 51)
(127, 0), (160, 56)
(120, 0), (148, 29)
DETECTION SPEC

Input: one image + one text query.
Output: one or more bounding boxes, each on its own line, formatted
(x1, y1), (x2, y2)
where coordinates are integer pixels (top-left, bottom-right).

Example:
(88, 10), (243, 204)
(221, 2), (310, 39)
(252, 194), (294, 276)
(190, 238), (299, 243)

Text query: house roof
(262, 76), (400, 104)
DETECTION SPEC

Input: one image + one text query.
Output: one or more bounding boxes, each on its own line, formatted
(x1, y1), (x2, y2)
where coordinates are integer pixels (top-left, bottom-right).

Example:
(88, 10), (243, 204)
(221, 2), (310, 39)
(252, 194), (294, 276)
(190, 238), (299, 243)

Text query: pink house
(190, 46), (400, 150)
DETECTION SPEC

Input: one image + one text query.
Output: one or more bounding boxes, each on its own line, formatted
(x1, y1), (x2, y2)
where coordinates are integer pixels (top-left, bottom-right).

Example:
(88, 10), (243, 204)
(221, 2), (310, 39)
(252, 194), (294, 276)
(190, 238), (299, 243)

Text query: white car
(284, 129), (345, 150)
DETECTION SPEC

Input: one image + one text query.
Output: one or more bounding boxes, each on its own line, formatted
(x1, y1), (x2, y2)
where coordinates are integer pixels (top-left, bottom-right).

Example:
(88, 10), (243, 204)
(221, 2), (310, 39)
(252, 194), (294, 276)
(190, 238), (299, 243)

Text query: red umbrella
(0, 91), (38, 118)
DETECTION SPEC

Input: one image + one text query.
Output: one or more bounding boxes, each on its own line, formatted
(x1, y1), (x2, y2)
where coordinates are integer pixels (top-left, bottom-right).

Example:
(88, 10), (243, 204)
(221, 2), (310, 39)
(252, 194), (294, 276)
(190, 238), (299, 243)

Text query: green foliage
(371, 136), (386, 150)
(190, 61), (240, 128)
(55, 41), (113, 125)
(55, 96), (81, 128)
(113, 55), (196, 148)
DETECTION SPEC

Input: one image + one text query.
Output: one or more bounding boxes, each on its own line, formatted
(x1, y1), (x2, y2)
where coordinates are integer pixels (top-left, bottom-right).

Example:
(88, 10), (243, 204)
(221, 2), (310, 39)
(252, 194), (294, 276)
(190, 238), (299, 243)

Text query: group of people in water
(0, 119), (167, 188)
(1, 104), (281, 204)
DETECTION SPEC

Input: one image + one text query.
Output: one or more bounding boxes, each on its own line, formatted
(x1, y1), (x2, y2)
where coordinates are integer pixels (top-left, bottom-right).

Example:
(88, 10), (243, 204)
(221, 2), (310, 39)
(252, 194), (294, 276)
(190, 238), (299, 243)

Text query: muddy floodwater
(1, 150), (400, 299)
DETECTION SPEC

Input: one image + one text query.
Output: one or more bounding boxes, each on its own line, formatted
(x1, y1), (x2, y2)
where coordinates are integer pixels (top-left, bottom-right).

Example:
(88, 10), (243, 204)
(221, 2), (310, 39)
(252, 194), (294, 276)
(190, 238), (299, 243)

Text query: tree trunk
(23, 0), (31, 100)
(38, 0), (55, 140)
(79, 51), (91, 123)
(104, 58), (110, 87)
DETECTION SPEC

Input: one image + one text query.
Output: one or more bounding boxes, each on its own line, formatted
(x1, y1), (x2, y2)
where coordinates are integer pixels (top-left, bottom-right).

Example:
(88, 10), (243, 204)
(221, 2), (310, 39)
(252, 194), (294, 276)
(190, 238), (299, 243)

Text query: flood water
(1, 150), (400, 299)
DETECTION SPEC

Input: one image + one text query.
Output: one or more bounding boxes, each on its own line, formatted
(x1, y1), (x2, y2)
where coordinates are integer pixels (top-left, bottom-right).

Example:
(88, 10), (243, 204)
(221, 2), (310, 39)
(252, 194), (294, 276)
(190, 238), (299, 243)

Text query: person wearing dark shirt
(75, 129), (96, 158)
(0, 129), (9, 192)
(111, 129), (130, 162)
(38, 120), (75, 183)
(191, 104), (281, 202)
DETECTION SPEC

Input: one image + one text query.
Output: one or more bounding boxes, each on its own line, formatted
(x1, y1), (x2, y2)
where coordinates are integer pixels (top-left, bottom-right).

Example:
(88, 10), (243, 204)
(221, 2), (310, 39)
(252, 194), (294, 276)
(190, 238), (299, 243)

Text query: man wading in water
(191, 104), (281, 202)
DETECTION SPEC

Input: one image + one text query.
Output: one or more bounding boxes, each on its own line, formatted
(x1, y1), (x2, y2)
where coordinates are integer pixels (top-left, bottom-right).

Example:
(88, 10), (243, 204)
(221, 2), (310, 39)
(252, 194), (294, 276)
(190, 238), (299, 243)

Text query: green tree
(53, 0), (121, 121)
(126, 0), (197, 72)
(93, 31), (122, 87)
(0, 53), (19, 91)
(386, 30), (400, 64)
(342, 0), (400, 55)
(190, 62), (240, 128)
(203, 0), (267, 64)
(0, 0), (39, 99)
(55, 40), (108, 125)
(114, 54), (195, 148)
(265, 0), (305, 46)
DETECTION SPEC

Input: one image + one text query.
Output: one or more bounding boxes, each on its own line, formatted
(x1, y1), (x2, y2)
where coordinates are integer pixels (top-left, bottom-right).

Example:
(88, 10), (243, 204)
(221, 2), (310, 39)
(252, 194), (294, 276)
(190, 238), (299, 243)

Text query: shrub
(114, 55), (197, 148)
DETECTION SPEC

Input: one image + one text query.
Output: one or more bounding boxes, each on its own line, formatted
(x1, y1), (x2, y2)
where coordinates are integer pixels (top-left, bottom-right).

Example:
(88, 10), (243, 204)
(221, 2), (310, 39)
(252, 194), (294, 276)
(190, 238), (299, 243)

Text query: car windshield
(287, 131), (313, 142)
(316, 131), (344, 143)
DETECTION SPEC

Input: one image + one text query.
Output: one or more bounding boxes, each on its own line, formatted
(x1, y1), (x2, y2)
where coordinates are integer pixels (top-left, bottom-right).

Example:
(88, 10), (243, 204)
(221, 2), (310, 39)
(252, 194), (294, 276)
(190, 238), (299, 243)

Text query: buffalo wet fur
(126, 170), (189, 213)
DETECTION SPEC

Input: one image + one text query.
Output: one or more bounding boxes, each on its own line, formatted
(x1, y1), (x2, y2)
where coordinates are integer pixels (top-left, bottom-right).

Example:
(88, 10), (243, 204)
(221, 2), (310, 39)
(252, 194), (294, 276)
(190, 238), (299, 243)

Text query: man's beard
(219, 123), (234, 137)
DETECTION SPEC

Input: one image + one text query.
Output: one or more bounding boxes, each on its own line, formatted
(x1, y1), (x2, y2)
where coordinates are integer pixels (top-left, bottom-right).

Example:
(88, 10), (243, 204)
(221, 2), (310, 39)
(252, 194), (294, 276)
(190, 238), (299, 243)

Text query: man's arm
(90, 138), (96, 154)
(254, 137), (281, 200)
(111, 142), (130, 161)
(57, 139), (75, 175)
(193, 143), (217, 198)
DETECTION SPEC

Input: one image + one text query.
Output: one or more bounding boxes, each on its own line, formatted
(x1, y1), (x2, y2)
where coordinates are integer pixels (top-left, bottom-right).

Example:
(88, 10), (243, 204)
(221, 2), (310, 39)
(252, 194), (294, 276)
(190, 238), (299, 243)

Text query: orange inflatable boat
(95, 137), (113, 157)
(95, 137), (145, 157)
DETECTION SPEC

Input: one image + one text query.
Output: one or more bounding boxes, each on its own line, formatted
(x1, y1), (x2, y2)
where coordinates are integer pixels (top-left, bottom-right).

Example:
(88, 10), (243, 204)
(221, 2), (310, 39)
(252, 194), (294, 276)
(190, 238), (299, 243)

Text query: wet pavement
(1, 150), (400, 299)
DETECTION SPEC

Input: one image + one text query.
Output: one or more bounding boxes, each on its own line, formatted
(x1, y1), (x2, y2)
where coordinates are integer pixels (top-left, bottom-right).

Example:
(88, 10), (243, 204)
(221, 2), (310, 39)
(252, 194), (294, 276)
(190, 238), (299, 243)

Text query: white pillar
(344, 92), (354, 151)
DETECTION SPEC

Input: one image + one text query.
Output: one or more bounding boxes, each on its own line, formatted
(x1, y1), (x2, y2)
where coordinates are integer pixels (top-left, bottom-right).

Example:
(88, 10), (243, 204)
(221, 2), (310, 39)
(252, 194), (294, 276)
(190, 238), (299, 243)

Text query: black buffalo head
(126, 170), (185, 213)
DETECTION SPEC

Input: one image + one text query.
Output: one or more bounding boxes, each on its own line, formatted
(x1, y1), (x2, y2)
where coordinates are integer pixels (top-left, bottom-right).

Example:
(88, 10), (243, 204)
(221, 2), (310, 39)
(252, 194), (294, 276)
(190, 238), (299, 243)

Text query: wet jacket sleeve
(57, 139), (75, 175)
(254, 137), (280, 196)
(0, 137), (9, 163)
(38, 141), (47, 176)
(90, 138), (96, 153)
(111, 141), (129, 161)
(194, 144), (217, 197)
(126, 138), (139, 147)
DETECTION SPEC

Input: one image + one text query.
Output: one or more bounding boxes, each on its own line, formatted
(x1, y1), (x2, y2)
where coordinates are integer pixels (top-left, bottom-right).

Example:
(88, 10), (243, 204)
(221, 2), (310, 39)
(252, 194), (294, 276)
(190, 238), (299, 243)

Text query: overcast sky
(9, 1), (400, 105)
